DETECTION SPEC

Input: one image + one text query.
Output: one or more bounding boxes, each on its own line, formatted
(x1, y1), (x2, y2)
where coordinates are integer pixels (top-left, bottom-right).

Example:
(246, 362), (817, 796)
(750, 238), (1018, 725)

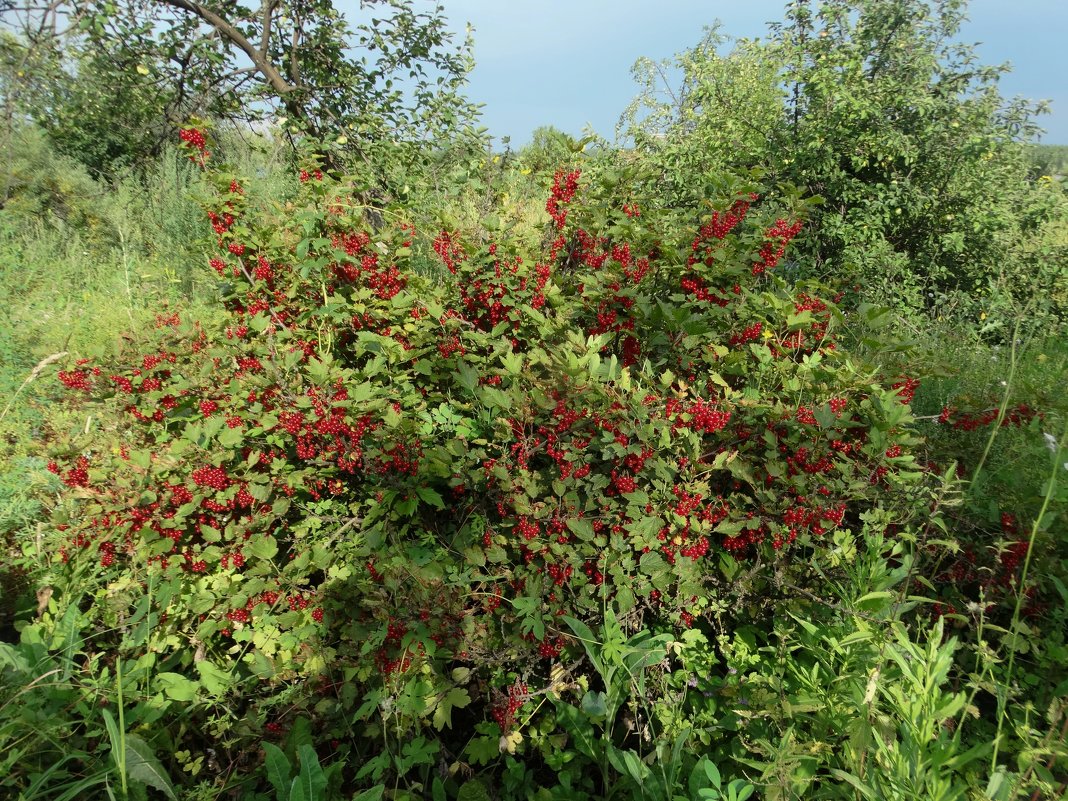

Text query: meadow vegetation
(0, 0), (1066, 799)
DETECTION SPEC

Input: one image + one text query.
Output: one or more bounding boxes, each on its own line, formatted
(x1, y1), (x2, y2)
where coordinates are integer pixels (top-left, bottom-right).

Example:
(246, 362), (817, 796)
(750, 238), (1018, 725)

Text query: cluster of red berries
(58, 369), (95, 391)
(49, 457), (91, 488)
(516, 518), (539, 541)
(432, 230), (465, 274)
(938, 403), (1038, 431)
(191, 466), (231, 491)
(753, 219), (803, 276)
(546, 170), (580, 228)
(689, 198), (752, 256)
(179, 128), (209, 166)
(226, 608), (250, 624)
(891, 377), (920, 404)
(331, 231), (407, 300)
(492, 682), (529, 731)
(537, 636), (563, 659)
(680, 275), (733, 308)
(667, 398), (732, 435)
(207, 210), (235, 236)
(730, 322), (764, 347)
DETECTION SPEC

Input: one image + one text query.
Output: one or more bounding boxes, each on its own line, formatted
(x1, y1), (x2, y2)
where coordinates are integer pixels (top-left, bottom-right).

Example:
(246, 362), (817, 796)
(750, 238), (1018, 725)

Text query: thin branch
(154, 0), (294, 99)
(258, 0), (277, 57)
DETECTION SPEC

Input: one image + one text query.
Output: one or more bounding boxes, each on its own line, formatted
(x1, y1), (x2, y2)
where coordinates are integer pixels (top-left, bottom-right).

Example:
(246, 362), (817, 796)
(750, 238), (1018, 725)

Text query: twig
(0, 351), (68, 424)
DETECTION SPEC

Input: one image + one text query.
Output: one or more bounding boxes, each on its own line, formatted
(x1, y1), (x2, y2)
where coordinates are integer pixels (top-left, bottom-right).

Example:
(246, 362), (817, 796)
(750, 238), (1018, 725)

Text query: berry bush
(35, 129), (963, 796)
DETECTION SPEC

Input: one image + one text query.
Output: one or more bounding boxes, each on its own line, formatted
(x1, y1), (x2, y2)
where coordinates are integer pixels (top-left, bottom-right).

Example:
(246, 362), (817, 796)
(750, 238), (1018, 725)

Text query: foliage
(619, 26), (785, 206)
(0, 0), (482, 177)
(1028, 144), (1068, 180)
(1, 1), (1067, 796)
(516, 126), (587, 176)
(620, 0), (1067, 325)
(7, 123), (963, 798)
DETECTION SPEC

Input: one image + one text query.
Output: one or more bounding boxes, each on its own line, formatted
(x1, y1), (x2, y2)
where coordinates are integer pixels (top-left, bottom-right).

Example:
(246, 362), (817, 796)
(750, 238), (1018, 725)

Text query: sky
(342, 0), (1068, 147)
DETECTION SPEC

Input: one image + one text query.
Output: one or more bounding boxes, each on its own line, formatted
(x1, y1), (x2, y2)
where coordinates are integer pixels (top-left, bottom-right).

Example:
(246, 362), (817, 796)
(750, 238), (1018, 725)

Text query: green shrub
(15, 127), (943, 798)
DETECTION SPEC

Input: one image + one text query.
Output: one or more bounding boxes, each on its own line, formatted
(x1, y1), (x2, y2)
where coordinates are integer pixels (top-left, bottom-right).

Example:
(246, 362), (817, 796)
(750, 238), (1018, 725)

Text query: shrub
(33, 128), (934, 796)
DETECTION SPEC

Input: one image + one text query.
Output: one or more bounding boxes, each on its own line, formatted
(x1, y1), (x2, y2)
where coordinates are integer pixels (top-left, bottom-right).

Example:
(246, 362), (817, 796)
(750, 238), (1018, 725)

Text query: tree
(770, 0), (1049, 304)
(621, 0), (1062, 320)
(618, 25), (785, 205)
(0, 0), (481, 176)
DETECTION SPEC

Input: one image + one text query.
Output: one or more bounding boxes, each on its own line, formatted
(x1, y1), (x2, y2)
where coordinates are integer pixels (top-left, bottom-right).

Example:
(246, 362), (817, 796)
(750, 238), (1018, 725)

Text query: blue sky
(366, 0), (1068, 147)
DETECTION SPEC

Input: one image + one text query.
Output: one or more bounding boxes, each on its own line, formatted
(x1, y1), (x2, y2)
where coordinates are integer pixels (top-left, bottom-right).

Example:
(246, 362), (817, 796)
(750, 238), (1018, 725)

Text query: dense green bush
(9, 125), (959, 798)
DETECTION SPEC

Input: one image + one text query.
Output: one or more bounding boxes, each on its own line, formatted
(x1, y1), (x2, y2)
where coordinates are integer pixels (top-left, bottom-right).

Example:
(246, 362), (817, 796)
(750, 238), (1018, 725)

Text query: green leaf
(124, 735), (178, 800)
(828, 769), (874, 799)
(562, 616), (602, 674)
(616, 585), (636, 614)
(501, 351), (523, 374)
(457, 780), (492, 801)
(249, 535), (279, 560)
(690, 757), (714, 797)
(101, 708), (122, 760)
(580, 690), (608, 718)
(351, 787), (385, 801)
(985, 768), (1013, 800)
(263, 743), (292, 801)
(606, 746), (648, 785)
(218, 426), (243, 447)
(196, 661), (232, 696)
(454, 363), (479, 394)
(156, 672), (199, 702)
(703, 759), (721, 789)
(415, 487), (445, 509)
(465, 733), (501, 766)
(566, 518), (594, 540)
(292, 744), (327, 801)
(640, 551), (670, 579)
(432, 687), (471, 730)
(855, 591), (894, 611)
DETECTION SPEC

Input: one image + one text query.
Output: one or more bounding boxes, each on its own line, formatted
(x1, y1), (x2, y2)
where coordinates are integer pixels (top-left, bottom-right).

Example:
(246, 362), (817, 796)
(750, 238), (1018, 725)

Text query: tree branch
(259, 0), (277, 58)
(154, 0), (294, 99)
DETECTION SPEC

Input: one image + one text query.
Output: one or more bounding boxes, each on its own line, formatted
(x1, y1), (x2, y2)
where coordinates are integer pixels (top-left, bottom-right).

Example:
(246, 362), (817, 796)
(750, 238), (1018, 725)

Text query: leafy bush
(15, 126), (947, 797)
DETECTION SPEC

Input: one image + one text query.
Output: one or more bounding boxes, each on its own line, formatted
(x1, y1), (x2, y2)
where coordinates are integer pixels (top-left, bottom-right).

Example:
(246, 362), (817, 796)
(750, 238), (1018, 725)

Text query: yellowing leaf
(499, 730), (523, 754)
(549, 663), (571, 696)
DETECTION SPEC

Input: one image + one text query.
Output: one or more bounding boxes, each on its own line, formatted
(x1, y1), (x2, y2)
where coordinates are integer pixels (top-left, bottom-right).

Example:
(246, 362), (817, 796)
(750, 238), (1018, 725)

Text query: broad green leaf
(292, 744), (327, 801)
(263, 743), (291, 801)
(196, 661), (232, 696)
(432, 687), (471, 730)
(156, 672), (199, 702)
(124, 736), (178, 800)
(415, 487), (445, 508)
(248, 535), (278, 559)
(351, 787), (385, 801)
